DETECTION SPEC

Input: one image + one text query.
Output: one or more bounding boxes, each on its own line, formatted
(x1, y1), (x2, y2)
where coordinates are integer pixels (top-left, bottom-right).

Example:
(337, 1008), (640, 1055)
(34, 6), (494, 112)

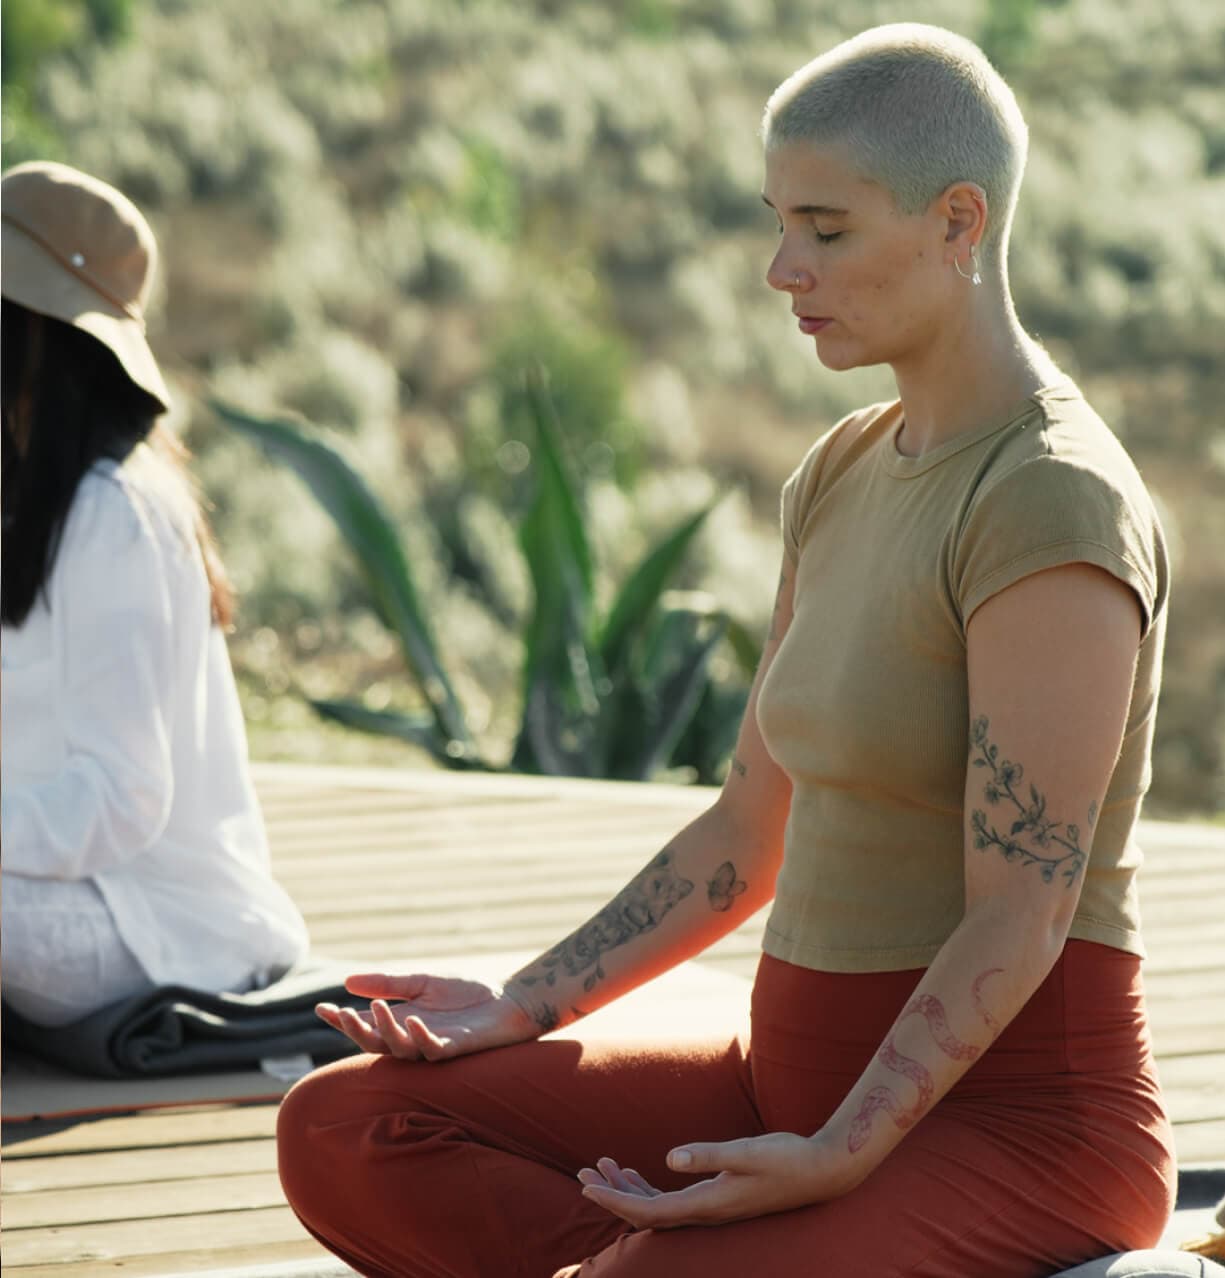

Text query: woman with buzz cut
(278, 24), (1175, 1276)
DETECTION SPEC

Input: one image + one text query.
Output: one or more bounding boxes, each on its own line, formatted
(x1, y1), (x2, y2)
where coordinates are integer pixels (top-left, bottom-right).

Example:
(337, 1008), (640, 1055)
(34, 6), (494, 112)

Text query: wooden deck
(3, 762), (1223, 1275)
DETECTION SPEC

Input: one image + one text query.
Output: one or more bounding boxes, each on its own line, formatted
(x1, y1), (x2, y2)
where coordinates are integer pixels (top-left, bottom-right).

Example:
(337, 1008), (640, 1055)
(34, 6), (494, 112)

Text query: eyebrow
(761, 194), (849, 217)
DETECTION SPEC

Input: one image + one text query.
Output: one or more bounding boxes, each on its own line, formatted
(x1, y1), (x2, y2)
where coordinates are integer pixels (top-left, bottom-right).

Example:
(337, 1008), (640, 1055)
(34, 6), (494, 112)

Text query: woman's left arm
(580, 561), (1143, 1227)
(1, 484), (178, 881)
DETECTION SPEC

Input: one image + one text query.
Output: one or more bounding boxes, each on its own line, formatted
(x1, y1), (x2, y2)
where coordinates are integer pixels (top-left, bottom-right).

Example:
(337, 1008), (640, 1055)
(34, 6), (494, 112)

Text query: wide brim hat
(2, 160), (171, 412)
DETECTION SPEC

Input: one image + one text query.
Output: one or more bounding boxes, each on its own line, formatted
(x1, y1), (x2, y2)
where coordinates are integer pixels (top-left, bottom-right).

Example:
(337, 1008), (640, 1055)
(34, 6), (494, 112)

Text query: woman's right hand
(316, 972), (539, 1061)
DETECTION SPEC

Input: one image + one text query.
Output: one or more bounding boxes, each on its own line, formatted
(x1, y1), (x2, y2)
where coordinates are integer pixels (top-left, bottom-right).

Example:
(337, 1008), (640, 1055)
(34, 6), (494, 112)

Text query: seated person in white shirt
(1, 161), (308, 1027)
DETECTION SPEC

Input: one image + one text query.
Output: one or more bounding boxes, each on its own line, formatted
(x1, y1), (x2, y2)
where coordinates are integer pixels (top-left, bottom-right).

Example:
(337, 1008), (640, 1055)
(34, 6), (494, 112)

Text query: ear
(936, 181), (988, 260)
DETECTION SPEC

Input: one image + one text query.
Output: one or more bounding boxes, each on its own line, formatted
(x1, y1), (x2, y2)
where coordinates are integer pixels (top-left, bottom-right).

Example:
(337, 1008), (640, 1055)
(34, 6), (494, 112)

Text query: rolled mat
(2, 958), (366, 1078)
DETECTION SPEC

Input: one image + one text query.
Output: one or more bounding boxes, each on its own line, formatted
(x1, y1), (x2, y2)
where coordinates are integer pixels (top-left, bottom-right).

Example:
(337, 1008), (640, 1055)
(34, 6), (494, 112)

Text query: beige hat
(2, 160), (171, 411)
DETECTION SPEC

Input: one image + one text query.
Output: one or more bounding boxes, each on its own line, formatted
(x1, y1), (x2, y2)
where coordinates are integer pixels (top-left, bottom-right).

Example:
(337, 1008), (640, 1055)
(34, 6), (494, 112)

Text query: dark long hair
(1, 299), (234, 628)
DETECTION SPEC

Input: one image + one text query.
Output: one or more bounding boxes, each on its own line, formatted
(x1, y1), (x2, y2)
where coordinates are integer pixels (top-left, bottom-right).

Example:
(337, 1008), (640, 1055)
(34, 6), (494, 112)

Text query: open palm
(317, 972), (536, 1061)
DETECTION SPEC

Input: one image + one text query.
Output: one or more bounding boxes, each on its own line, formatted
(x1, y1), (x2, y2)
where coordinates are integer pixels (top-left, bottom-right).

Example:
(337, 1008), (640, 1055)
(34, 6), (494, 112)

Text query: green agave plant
(213, 375), (756, 781)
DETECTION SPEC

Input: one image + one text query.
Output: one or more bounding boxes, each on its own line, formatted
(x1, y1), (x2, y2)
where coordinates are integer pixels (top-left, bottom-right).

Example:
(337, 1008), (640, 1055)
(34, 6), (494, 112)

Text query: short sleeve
(780, 406), (885, 563)
(953, 455), (1168, 638)
(779, 447), (823, 566)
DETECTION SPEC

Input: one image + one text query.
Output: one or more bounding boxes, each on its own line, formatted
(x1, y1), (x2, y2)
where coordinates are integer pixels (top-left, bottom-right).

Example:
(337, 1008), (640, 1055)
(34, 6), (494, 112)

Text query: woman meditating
(277, 25), (1174, 1276)
(1, 162), (309, 1026)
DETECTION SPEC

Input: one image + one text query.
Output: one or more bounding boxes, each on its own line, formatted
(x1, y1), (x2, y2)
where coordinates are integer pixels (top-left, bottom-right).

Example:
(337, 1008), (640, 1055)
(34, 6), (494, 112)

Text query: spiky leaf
(213, 399), (473, 755)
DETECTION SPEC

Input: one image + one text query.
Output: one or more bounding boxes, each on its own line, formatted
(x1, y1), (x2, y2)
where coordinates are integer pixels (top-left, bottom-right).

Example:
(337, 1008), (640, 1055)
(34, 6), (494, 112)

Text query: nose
(767, 252), (811, 294)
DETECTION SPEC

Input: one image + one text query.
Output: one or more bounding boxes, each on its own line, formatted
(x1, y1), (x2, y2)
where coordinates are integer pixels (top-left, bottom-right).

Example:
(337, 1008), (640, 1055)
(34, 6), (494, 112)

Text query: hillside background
(5, 0), (1223, 814)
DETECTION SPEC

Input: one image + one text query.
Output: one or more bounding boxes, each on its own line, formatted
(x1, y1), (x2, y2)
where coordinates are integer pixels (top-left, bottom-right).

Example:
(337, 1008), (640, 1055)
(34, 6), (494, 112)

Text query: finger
(344, 972), (429, 999)
(577, 1161), (668, 1201)
(370, 999), (421, 1060)
(668, 1138), (755, 1175)
(595, 1178), (730, 1229)
(580, 1183), (655, 1228)
(621, 1167), (662, 1196)
(335, 1005), (391, 1055)
(582, 1182), (715, 1230)
(403, 1014), (450, 1062)
(595, 1157), (640, 1195)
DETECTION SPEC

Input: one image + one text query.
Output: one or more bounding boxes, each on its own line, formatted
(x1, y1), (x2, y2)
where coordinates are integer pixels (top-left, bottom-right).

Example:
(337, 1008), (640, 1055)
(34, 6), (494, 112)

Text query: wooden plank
(0, 1204), (309, 1266)
(1157, 1054), (1225, 1098)
(4, 1171), (285, 1230)
(1142, 953), (1225, 976)
(275, 842), (668, 885)
(282, 792), (702, 822)
(1149, 999), (1225, 1032)
(1143, 899), (1225, 927)
(266, 816), (694, 862)
(1, 1138), (276, 1194)
(288, 875), (668, 917)
(2, 1106), (278, 1159)
(299, 916), (598, 951)
(286, 877), (1225, 951)
(274, 862), (1222, 932)
(1173, 1120), (1225, 1164)
(1140, 821), (1225, 850)
(252, 761), (714, 809)
(1143, 883), (1225, 908)
(3, 767), (1218, 1278)
(1150, 1025), (1225, 1058)
(1144, 966), (1225, 1000)
(1, 1238), (332, 1277)
(261, 787), (545, 818)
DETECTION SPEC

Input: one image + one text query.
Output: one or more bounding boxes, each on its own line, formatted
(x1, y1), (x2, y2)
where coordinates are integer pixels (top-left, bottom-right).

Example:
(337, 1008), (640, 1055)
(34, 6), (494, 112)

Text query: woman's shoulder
(789, 399), (899, 489)
(67, 461), (148, 548)
(977, 383), (1159, 518)
(780, 400), (900, 557)
(955, 384), (1169, 632)
(784, 399), (898, 509)
(60, 456), (194, 586)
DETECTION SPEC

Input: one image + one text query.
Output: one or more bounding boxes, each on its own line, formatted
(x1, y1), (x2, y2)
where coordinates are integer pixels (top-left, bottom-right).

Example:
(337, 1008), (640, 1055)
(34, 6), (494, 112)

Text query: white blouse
(1, 453), (309, 991)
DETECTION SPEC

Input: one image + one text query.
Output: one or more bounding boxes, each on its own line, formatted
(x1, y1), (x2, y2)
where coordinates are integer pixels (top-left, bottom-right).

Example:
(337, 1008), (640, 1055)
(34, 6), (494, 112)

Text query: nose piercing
(792, 273), (802, 287)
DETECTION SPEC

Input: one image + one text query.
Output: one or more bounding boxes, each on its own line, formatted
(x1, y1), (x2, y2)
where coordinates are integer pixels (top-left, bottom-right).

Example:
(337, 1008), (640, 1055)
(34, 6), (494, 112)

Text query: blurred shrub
(216, 381), (756, 780)
(1, 0), (138, 163)
(13, 0), (1221, 807)
(487, 315), (643, 486)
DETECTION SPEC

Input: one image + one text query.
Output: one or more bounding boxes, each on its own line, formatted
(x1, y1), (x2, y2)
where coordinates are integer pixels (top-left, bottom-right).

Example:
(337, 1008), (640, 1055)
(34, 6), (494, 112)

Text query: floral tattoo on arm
(511, 849), (694, 995)
(968, 716), (1093, 888)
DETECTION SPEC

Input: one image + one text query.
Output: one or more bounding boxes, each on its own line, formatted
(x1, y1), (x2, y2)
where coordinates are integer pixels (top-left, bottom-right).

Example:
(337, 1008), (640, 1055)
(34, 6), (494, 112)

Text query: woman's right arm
(324, 557), (797, 1058)
(501, 554), (797, 1034)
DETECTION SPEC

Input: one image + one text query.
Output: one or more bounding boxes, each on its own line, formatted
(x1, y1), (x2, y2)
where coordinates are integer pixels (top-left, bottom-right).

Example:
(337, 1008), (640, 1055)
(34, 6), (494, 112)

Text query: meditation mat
(1, 1049), (299, 1122)
(2, 954), (752, 1122)
(2, 957), (367, 1081)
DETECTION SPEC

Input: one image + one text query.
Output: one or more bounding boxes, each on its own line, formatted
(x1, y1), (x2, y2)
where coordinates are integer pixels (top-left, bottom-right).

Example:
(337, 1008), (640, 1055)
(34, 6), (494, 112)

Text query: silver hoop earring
(954, 243), (982, 286)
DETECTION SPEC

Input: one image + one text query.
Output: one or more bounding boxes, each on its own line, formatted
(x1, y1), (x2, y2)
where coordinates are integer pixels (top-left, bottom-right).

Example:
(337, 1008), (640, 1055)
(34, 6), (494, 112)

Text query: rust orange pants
(277, 940), (1176, 1277)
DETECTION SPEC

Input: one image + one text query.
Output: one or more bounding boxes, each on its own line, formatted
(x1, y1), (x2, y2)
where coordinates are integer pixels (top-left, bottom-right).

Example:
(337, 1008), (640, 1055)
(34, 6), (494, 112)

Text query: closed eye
(815, 230), (842, 244)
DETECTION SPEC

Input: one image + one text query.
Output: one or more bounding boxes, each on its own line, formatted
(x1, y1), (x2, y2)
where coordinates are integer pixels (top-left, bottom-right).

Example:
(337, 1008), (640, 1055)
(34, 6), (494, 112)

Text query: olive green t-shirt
(756, 383), (1168, 972)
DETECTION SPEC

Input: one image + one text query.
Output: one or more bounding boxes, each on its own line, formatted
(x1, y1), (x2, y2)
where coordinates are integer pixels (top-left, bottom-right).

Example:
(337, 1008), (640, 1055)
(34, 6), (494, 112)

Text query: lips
(796, 316), (833, 335)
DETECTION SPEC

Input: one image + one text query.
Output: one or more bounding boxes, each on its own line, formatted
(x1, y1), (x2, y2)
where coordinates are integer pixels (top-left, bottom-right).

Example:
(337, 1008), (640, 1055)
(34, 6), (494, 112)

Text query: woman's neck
(891, 292), (1061, 458)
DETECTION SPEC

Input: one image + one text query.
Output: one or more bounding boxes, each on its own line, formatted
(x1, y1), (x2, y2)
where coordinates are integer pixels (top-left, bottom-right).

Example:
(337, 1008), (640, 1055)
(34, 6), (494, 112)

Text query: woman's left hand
(576, 1131), (856, 1229)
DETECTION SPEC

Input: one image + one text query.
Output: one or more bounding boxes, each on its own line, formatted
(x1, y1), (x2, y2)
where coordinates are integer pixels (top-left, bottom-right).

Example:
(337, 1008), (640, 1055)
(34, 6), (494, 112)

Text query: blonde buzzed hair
(764, 24), (1028, 256)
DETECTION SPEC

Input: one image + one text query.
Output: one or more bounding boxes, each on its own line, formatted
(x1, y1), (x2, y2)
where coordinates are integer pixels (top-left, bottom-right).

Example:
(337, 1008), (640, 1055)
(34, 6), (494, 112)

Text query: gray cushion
(1050, 1250), (1225, 1278)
